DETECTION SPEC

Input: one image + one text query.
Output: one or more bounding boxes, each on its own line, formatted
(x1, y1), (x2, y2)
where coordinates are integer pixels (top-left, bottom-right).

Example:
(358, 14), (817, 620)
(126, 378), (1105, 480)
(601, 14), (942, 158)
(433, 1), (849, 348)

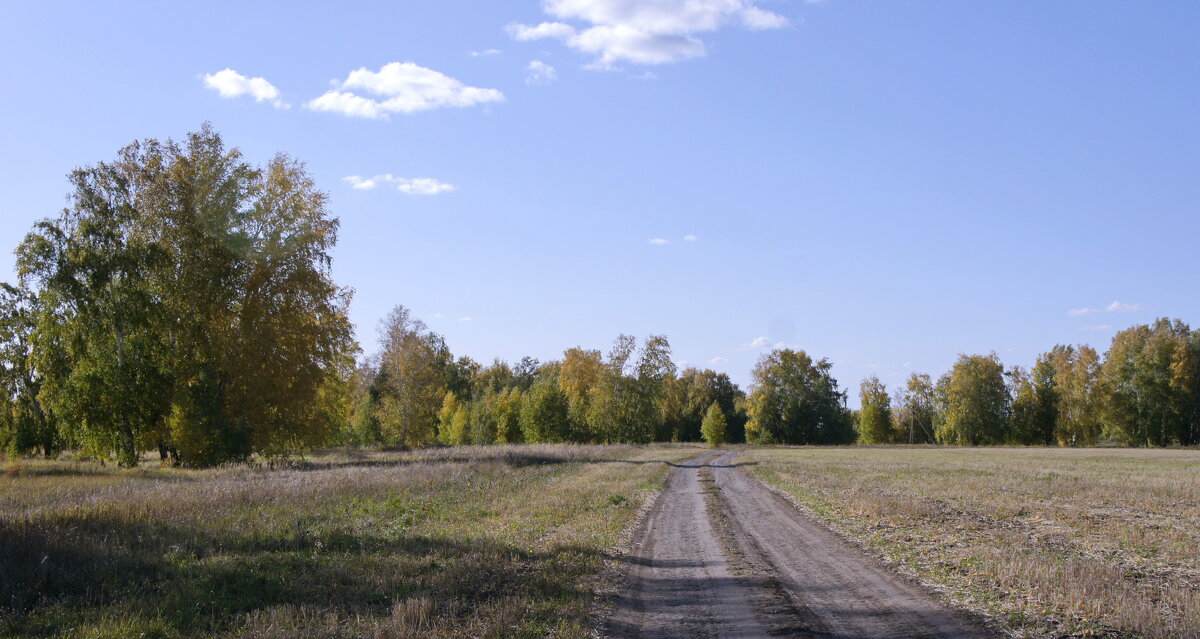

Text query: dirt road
(607, 451), (991, 639)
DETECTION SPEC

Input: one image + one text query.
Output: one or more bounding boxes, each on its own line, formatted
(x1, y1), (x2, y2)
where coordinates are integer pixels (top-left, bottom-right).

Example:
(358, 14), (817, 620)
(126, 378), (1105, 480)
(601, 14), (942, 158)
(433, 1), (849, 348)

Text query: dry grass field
(0, 444), (702, 639)
(742, 446), (1200, 639)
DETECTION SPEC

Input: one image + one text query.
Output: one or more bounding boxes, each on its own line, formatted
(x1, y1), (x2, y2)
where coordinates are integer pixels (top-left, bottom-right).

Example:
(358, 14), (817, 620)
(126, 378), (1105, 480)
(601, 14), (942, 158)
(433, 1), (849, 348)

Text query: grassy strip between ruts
(0, 444), (703, 639)
(740, 446), (1200, 639)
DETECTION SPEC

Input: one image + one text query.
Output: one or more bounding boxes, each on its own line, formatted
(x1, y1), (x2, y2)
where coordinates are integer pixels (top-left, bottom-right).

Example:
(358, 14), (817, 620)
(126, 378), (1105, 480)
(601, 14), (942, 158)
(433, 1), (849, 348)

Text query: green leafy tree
(495, 388), (524, 444)
(520, 381), (570, 443)
(624, 335), (676, 443)
(1008, 366), (1041, 445)
(374, 306), (446, 448)
(1028, 353), (1062, 445)
(1048, 345), (1101, 445)
(558, 347), (604, 441)
(857, 375), (893, 444)
(1176, 330), (1200, 446)
(513, 356), (540, 391)
(448, 406), (469, 446)
(701, 401), (727, 447)
(473, 359), (515, 396)
(0, 284), (58, 457)
(437, 391), (461, 444)
(468, 388), (499, 445)
(16, 126), (355, 465)
(586, 334), (637, 443)
(745, 349), (852, 445)
(892, 373), (937, 444)
(676, 368), (747, 443)
(935, 353), (1010, 445)
(1100, 319), (1197, 446)
(17, 155), (172, 466)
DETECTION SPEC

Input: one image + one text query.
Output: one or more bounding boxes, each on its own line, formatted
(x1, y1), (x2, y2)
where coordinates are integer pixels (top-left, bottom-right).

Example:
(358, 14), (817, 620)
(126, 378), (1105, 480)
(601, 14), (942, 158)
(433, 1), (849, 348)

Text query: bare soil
(607, 451), (993, 638)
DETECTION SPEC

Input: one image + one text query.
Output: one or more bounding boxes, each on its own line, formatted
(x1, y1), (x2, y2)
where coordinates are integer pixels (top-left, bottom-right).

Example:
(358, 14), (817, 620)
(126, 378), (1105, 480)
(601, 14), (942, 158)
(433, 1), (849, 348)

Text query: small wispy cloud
(709, 356), (728, 365)
(343, 174), (456, 195)
(458, 316), (473, 322)
(525, 60), (557, 86)
(648, 238), (670, 246)
(1083, 324), (1115, 331)
(1106, 300), (1144, 313)
(748, 336), (769, 348)
(741, 6), (790, 30)
(470, 49), (502, 57)
(683, 234), (699, 242)
(1071, 301), (1145, 316)
(203, 69), (289, 109)
(431, 313), (446, 319)
(506, 22), (576, 41)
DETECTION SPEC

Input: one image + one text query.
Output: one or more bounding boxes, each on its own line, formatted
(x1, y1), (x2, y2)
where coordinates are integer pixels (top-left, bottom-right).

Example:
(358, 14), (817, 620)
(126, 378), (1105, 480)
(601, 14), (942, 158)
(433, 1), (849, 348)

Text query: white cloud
(507, 21), (577, 41)
(683, 234), (698, 242)
(431, 313), (446, 319)
(307, 62), (504, 119)
(709, 356), (728, 365)
(458, 316), (473, 322)
(748, 336), (769, 348)
(506, 0), (789, 68)
(1083, 324), (1115, 331)
(1106, 300), (1144, 313)
(525, 60), (558, 85)
(470, 49), (502, 57)
(1068, 307), (1099, 316)
(343, 174), (456, 195)
(648, 238), (670, 245)
(741, 6), (790, 30)
(203, 69), (289, 108)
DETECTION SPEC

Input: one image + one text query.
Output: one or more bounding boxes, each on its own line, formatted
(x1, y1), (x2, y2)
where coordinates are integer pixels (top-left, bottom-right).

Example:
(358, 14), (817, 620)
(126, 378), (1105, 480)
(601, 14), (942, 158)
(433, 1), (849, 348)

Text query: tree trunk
(115, 322), (137, 467)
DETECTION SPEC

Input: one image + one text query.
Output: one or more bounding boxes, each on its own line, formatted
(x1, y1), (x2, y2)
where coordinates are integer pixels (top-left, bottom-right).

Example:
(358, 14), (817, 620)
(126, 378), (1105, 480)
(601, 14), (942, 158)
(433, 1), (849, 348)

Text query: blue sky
(2, 1), (1198, 400)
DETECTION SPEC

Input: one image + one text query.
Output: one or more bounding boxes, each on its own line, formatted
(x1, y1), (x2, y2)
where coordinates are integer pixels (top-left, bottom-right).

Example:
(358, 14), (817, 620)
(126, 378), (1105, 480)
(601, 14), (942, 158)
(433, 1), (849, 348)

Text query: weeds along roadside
(0, 444), (703, 639)
(742, 446), (1200, 639)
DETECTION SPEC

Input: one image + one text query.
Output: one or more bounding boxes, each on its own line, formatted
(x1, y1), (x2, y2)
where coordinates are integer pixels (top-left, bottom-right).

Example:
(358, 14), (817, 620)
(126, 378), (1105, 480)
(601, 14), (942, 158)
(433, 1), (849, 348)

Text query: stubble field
(742, 446), (1200, 639)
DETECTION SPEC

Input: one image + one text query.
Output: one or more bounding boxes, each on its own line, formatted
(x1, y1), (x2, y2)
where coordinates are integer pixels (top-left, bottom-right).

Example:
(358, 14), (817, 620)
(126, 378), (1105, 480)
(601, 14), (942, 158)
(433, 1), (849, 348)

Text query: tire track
(607, 451), (771, 638)
(608, 450), (993, 639)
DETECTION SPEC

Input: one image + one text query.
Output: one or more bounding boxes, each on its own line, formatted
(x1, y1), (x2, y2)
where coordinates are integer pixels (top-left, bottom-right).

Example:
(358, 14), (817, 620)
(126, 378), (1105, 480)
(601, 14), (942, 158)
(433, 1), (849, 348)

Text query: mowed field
(0, 445), (701, 639)
(742, 447), (1200, 639)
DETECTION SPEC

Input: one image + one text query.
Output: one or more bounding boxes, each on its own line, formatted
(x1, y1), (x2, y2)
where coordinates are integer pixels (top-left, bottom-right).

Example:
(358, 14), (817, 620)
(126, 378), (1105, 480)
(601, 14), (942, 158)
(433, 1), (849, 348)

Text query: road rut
(607, 451), (991, 639)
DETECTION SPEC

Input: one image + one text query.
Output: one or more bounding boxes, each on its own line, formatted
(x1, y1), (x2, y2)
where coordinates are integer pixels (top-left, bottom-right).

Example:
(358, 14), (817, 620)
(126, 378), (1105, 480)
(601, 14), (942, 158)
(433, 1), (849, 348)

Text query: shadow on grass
(0, 511), (607, 638)
(269, 449), (757, 473)
(5, 446), (756, 481)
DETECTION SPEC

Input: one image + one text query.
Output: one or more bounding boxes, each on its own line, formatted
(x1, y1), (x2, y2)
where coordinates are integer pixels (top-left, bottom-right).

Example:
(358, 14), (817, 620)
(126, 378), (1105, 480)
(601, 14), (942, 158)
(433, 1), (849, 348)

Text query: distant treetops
(855, 320), (1200, 448)
(1, 127), (1196, 466)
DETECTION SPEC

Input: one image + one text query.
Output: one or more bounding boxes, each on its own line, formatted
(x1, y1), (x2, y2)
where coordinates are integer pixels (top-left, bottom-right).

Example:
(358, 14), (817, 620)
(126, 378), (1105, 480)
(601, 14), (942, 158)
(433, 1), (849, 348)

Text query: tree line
(855, 318), (1200, 447)
(339, 307), (755, 450)
(1, 127), (1196, 466)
